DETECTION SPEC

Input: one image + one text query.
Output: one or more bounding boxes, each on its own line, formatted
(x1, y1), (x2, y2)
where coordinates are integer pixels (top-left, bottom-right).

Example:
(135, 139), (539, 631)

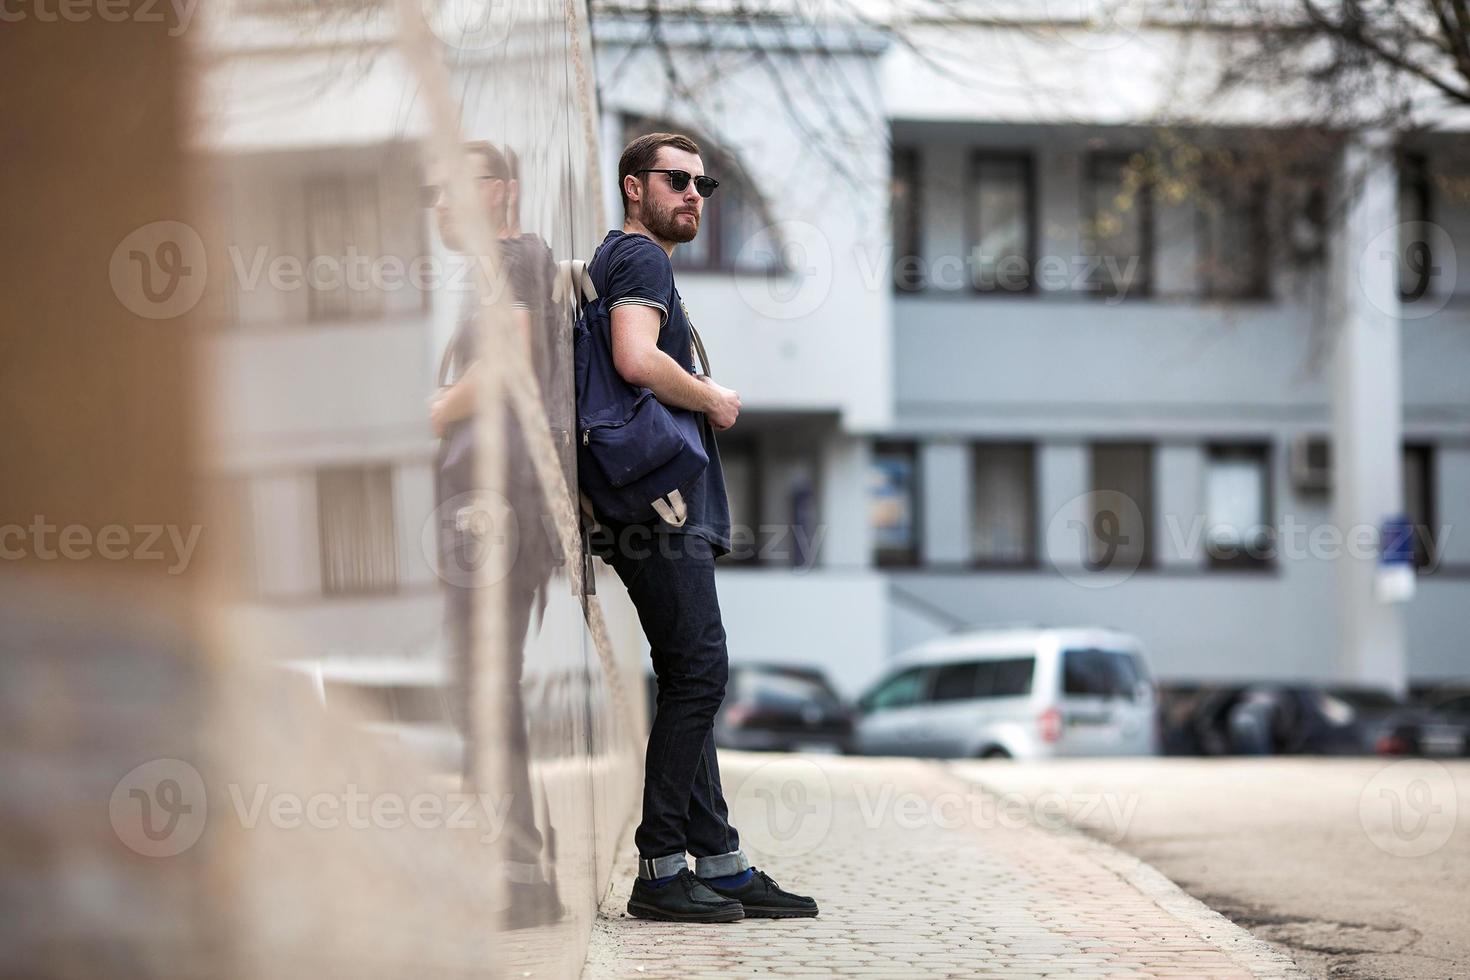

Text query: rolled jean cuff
(638, 852), (688, 879)
(693, 849), (750, 878)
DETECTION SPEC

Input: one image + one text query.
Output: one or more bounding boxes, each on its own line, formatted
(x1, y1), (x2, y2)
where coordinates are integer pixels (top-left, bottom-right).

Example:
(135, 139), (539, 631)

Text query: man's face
(432, 153), (507, 252)
(630, 146), (705, 245)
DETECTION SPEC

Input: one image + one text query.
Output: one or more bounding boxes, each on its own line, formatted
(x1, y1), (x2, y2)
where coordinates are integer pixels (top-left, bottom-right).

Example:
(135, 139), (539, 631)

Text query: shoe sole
(740, 905), (819, 918)
(626, 900), (744, 923)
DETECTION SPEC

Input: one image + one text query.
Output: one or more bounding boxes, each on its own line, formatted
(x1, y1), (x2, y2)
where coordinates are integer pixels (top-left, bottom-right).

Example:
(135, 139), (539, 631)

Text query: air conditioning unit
(1289, 435), (1331, 494)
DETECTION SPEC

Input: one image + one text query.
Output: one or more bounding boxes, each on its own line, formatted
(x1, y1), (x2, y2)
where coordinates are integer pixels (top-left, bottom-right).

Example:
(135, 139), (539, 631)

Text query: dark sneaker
(702, 868), (819, 918)
(626, 869), (745, 923)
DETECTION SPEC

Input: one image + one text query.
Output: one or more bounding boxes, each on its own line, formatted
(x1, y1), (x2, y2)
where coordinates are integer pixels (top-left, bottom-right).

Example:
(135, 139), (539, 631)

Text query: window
(972, 443), (1035, 565)
(1062, 649), (1139, 700)
(1206, 444), (1273, 567)
(305, 174), (384, 322)
(1088, 443), (1154, 570)
(317, 464), (397, 595)
(891, 147), (924, 292)
(967, 153), (1034, 292)
(1085, 153), (1153, 299)
(864, 667), (926, 712)
(719, 437), (762, 564)
(870, 442), (920, 566)
(1403, 443), (1435, 570)
(1398, 153), (1434, 301)
(1198, 170), (1268, 299)
(989, 657), (1036, 697)
(930, 663), (981, 702)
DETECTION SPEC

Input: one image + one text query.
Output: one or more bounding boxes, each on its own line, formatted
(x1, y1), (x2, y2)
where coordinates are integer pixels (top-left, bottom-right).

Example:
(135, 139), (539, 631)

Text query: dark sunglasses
(635, 168), (719, 198)
(419, 174), (504, 207)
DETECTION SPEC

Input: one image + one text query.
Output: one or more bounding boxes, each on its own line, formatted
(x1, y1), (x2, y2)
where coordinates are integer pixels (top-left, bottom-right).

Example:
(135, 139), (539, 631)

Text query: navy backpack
(565, 240), (710, 528)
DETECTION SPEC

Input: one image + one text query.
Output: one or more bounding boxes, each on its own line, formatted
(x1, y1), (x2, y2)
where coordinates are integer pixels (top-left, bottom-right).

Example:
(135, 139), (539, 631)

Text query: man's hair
(618, 132), (700, 216)
(464, 140), (513, 180)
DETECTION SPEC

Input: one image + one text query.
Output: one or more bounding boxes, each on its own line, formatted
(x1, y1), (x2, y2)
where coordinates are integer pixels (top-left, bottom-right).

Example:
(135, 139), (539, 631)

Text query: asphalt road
(948, 757), (1470, 980)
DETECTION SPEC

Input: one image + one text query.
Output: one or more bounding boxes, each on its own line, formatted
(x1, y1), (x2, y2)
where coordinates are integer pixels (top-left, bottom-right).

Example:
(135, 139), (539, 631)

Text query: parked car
(853, 627), (1158, 759)
(1377, 692), (1470, 757)
(707, 664), (854, 754)
(1185, 684), (1414, 755)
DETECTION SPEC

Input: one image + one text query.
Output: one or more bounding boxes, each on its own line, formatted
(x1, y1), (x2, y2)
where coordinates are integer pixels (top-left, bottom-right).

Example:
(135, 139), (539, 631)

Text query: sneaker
(626, 869), (745, 923)
(702, 868), (819, 918)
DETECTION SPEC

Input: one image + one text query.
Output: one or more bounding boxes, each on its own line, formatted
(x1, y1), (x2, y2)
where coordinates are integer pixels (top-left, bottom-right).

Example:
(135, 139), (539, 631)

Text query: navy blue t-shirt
(589, 229), (731, 556)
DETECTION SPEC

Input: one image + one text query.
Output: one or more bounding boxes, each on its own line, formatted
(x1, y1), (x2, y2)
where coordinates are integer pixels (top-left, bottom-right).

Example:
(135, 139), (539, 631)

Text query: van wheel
(979, 746), (1012, 760)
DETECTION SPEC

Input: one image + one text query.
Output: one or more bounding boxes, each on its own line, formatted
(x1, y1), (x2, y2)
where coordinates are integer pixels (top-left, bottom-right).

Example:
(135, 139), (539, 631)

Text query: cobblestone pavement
(584, 752), (1306, 979)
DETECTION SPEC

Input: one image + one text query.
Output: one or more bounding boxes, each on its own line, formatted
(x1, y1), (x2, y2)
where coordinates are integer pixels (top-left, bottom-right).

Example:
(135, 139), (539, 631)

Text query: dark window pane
(972, 443), (1034, 563)
(871, 443), (919, 565)
(1086, 153), (1152, 298)
(1089, 443), (1153, 570)
(931, 663), (980, 701)
(892, 147), (923, 292)
(991, 657), (1035, 697)
(969, 155), (1031, 292)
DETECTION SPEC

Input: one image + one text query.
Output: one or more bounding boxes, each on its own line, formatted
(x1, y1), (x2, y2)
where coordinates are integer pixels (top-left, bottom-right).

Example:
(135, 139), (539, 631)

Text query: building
(592, 5), (1470, 698)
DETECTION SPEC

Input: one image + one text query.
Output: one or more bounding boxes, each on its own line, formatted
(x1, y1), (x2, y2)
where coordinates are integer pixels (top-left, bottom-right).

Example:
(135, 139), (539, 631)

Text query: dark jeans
(599, 525), (748, 878)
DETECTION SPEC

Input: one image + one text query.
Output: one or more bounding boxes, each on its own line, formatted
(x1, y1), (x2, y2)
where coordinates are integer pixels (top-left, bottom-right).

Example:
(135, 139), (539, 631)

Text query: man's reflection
(426, 140), (562, 929)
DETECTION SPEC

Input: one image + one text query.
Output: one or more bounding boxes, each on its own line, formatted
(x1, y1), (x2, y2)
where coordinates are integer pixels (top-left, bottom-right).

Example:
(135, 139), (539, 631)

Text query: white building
(592, 6), (1470, 699)
(200, 3), (1470, 704)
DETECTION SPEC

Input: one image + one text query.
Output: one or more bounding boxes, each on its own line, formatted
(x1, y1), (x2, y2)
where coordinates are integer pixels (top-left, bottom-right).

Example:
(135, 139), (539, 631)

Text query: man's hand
(699, 375), (741, 430)
(429, 390), (452, 438)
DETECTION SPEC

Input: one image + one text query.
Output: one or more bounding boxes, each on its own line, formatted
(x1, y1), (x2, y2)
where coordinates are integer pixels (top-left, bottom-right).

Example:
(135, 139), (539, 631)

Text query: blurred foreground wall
(1, 4), (645, 977)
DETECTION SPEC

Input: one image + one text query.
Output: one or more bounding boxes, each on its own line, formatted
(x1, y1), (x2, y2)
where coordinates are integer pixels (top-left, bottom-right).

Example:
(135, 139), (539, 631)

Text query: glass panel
(972, 443), (1033, 563)
(870, 444), (918, 561)
(970, 156), (1030, 291)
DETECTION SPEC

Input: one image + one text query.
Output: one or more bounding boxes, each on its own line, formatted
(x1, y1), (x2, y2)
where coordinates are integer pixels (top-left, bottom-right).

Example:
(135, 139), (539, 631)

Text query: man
(427, 141), (563, 929)
(588, 132), (818, 922)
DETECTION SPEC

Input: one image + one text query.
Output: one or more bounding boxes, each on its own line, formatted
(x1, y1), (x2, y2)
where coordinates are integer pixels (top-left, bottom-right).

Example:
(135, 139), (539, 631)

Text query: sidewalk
(584, 752), (1306, 979)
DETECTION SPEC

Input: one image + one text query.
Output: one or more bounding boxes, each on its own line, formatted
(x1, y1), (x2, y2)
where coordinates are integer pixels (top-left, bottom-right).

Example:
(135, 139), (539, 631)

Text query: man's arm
(609, 303), (741, 430)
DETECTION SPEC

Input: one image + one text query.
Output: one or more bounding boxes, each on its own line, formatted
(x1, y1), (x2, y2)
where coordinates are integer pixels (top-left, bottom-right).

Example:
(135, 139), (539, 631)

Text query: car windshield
(735, 669), (840, 708)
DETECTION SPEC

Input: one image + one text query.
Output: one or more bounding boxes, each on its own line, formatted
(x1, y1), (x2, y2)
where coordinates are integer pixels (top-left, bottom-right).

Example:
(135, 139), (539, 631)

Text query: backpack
(564, 242), (710, 528)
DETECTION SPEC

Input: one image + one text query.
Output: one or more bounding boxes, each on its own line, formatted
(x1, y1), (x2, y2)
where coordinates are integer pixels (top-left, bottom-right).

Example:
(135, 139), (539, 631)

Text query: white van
(854, 627), (1158, 759)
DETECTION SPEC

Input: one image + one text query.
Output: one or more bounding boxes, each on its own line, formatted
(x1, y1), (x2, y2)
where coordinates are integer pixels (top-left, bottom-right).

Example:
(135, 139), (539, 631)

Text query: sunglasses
(419, 174), (505, 207)
(635, 168), (719, 198)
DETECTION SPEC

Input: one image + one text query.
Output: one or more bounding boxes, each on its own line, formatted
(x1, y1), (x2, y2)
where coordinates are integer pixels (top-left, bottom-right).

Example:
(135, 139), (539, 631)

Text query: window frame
(1204, 441), (1276, 570)
(891, 145), (925, 293)
(969, 440), (1038, 569)
(1084, 152), (1154, 300)
(870, 440), (923, 568)
(966, 150), (1037, 295)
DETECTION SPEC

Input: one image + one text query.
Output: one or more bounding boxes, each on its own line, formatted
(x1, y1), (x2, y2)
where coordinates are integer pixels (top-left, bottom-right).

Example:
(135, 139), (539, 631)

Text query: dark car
(1378, 693), (1470, 757)
(1182, 684), (1412, 756)
(712, 663), (854, 754)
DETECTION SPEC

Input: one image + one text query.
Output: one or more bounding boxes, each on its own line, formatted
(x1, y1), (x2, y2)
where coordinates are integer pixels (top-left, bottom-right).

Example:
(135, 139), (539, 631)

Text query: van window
(865, 667), (926, 711)
(989, 657), (1035, 697)
(1062, 649), (1140, 700)
(930, 663), (981, 701)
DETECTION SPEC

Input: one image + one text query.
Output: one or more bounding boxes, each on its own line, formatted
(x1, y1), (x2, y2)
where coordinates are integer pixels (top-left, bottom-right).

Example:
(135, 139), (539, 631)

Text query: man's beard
(644, 197), (699, 244)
